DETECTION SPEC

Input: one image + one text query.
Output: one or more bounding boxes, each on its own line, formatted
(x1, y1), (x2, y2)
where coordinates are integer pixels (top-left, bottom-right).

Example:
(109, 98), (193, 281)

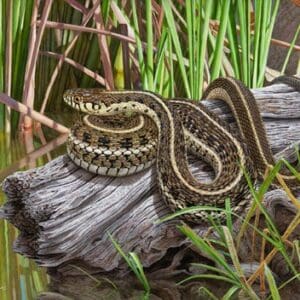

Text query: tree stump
(1, 82), (300, 279)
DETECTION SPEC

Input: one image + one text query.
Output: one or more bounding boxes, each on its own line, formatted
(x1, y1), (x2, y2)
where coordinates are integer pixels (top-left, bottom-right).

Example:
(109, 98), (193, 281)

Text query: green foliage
(110, 167), (300, 299)
(0, 1), (299, 298)
(0, 0), (297, 133)
(128, 0), (282, 98)
(154, 160), (300, 298)
(109, 233), (150, 297)
(0, 133), (49, 300)
(0, 0), (34, 129)
(264, 264), (281, 300)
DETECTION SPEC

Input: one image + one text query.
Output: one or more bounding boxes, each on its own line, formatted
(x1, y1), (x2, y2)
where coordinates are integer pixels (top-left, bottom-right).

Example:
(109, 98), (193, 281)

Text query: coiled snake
(64, 76), (299, 223)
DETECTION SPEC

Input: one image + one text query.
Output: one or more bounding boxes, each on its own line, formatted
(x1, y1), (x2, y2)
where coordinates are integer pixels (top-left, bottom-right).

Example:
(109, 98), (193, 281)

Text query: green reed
(0, 0), (298, 134)
(0, 132), (49, 300)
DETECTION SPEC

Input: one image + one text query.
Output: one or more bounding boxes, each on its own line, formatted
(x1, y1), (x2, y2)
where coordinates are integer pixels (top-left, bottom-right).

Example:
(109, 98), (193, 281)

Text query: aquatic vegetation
(0, 1), (298, 133)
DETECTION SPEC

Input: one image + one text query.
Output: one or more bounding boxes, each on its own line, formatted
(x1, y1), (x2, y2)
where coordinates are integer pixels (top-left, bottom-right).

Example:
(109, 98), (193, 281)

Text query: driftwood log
(1, 82), (300, 281)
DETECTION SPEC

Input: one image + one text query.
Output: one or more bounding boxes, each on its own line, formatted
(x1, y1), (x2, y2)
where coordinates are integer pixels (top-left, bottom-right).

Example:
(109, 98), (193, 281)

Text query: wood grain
(1, 82), (300, 277)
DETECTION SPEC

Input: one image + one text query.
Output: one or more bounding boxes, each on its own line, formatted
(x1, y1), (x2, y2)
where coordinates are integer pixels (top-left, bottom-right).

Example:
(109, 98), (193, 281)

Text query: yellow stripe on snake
(64, 76), (299, 223)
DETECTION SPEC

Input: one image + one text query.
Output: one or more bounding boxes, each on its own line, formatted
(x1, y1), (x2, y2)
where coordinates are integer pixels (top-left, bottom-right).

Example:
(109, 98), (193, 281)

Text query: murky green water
(0, 129), (67, 300)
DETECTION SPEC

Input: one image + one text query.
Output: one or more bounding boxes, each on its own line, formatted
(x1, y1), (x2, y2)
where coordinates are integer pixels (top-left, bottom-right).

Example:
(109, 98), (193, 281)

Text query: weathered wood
(1, 82), (300, 277)
(267, 0), (300, 75)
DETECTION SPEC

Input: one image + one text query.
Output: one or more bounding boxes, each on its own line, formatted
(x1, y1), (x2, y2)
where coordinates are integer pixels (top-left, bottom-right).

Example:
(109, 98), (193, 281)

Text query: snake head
(63, 88), (106, 113)
(63, 89), (84, 106)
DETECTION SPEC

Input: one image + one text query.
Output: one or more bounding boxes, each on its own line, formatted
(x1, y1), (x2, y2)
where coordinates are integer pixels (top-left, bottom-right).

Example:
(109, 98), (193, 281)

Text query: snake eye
(74, 96), (81, 103)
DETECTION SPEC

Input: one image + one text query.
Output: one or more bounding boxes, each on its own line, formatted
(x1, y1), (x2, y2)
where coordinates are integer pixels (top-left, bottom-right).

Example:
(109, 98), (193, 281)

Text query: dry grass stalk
(39, 0), (101, 114)
(22, 0), (54, 129)
(40, 51), (106, 85)
(0, 93), (69, 134)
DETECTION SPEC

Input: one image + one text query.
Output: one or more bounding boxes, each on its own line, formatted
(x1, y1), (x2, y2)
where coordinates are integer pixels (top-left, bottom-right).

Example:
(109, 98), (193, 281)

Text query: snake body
(202, 76), (300, 187)
(64, 76), (299, 223)
(68, 114), (158, 176)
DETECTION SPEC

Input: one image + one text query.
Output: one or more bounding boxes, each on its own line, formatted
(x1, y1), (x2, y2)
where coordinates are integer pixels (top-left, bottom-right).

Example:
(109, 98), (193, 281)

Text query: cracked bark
(1, 82), (299, 279)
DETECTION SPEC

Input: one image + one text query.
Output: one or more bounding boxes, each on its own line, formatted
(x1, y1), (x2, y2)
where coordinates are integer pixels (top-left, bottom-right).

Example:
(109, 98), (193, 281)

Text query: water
(0, 129), (67, 300)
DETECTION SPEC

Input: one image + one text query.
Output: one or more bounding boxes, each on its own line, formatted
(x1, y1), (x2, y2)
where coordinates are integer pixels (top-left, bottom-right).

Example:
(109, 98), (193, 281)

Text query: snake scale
(64, 76), (299, 223)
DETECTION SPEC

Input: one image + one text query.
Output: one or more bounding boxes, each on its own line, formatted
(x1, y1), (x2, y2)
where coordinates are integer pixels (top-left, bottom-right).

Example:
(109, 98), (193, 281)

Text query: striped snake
(64, 76), (299, 223)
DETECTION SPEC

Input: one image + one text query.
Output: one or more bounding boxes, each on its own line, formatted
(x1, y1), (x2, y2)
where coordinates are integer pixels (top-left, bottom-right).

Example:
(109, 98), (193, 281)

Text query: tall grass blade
(146, 0), (154, 91)
(281, 24), (300, 74)
(225, 198), (233, 232)
(157, 206), (223, 223)
(210, 0), (231, 80)
(109, 234), (150, 295)
(191, 263), (235, 278)
(186, 0), (194, 96)
(153, 28), (168, 91)
(281, 159), (300, 181)
(198, 0), (213, 98)
(268, 273), (300, 300)
(237, 161), (282, 246)
(252, 0), (262, 87)
(197, 287), (219, 300)
(237, 0), (249, 85)
(222, 286), (240, 300)
(178, 274), (238, 286)
(226, 1), (241, 80)
(257, 0), (280, 86)
(131, 0), (147, 88)
(167, 31), (175, 97)
(222, 226), (259, 299)
(162, 0), (191, 97)
(264, 264), (280, 300)
(178, 224), (240, 282)
(244, 164), (298, 273)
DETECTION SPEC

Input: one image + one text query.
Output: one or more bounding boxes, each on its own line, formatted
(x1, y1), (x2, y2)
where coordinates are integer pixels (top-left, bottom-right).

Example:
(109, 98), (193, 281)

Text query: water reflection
(0, 128), (67, 300)
(0, 133), (68, 184)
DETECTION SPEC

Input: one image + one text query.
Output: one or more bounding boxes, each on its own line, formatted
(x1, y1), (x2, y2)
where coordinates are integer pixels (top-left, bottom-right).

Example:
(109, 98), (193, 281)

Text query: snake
(67, 114), (158, 176)
(64, 76), (299, 223)
(202, 76), (300, 187)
